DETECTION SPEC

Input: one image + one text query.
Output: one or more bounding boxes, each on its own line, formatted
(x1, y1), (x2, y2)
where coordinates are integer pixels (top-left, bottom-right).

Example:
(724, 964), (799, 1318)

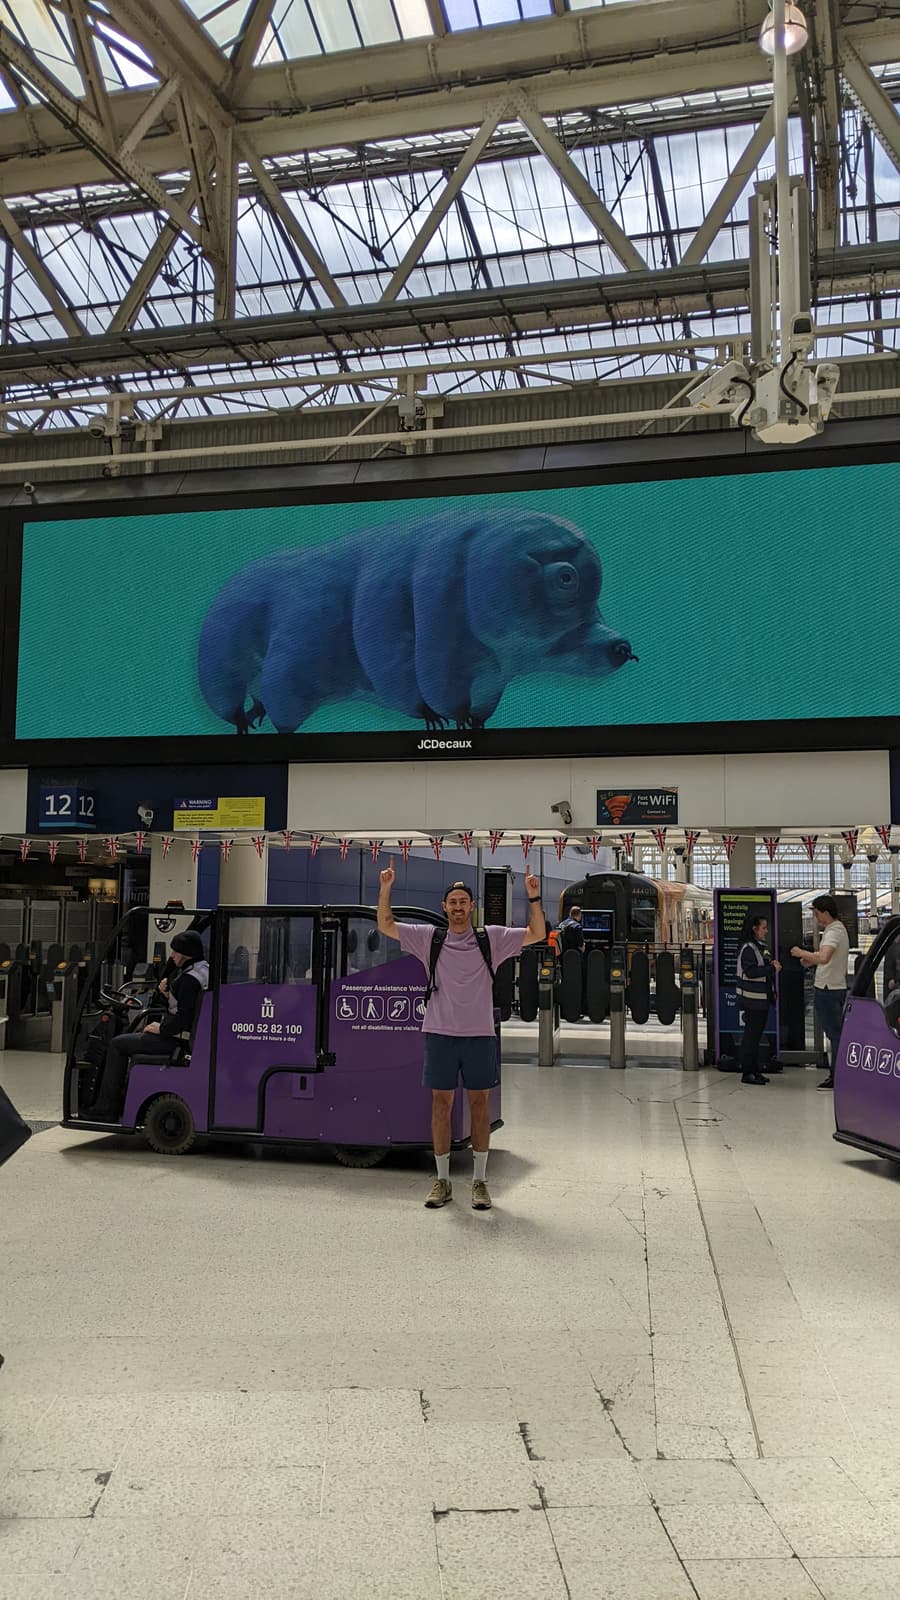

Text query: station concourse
(2, 0), (900, 1595)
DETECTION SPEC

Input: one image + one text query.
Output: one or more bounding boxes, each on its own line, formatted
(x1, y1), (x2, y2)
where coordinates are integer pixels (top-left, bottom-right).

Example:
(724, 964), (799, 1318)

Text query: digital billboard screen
(7, 455), (900, 762)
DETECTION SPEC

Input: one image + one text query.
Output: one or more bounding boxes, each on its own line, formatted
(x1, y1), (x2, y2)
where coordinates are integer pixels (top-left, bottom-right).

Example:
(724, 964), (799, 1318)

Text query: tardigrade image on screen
(197, 509), (638, 733)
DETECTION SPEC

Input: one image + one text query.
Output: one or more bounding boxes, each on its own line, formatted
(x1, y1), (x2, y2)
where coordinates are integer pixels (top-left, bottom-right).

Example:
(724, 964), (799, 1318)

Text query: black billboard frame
(2, 427), (899, 768)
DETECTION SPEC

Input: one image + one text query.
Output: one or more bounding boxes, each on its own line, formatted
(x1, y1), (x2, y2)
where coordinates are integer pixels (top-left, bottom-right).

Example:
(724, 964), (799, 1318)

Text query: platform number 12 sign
(38, 786), (97, 830)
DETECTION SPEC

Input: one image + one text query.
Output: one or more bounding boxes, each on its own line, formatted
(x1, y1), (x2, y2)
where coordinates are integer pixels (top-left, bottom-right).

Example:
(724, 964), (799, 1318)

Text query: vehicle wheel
(331, 1145), (389, 1168)
(143, 1095), (196, 1155)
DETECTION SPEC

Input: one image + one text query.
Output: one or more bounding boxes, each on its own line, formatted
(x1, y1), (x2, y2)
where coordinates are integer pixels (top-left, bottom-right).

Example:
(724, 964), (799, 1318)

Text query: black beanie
(171, 930), (204, 960)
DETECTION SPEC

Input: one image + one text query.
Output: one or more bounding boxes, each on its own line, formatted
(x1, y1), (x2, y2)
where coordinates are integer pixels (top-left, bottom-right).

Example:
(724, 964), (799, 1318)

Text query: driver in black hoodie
(92, 930), (209, 1122)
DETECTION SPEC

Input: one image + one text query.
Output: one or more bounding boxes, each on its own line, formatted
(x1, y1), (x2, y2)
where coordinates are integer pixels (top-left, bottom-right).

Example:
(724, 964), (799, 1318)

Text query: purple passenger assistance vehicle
(63, 904), (502, 1164)
(834, 913), (900, 1163)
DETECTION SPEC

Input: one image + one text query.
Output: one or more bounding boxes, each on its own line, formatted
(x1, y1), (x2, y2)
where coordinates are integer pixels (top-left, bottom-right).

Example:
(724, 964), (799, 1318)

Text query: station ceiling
(0, 0), (897, 435)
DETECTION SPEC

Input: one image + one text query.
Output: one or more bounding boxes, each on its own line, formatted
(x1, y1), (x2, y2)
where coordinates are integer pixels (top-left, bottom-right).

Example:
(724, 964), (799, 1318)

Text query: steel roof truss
(516, 93), (646, 274)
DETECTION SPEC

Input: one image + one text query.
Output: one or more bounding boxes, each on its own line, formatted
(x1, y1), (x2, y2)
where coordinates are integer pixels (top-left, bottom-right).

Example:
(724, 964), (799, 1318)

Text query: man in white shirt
(791, 894), (850, 1090)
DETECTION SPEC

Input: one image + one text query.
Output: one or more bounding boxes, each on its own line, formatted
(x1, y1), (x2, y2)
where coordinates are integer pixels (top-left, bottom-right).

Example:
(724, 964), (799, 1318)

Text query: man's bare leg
(425, 1090), (456, 1208)
(468, 1089), (492, 1208)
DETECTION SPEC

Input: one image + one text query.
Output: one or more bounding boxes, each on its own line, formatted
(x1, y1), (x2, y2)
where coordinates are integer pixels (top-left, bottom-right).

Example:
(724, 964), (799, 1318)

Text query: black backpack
(425, 927), (494, 1004)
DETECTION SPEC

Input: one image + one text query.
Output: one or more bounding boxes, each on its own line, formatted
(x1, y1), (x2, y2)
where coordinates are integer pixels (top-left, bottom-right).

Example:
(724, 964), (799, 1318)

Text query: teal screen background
(15, 461), (899, 739)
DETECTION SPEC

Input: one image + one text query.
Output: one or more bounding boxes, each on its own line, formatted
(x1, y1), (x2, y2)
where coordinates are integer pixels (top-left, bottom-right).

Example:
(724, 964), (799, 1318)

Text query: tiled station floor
(3, 1049), (900, 1600)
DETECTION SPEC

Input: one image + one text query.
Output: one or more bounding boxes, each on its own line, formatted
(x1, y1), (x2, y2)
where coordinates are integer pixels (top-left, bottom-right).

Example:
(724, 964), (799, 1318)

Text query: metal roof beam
(381, 105), (506, 302)
(840, 38), (900, 179)
(516, 93), (646, 274)
(236, 136), (347, 307)
(0, 240), (896, 383)
(108, 179), (200, 332)
(0, 24), (212, 255)
(103, 0), (231, 109)
(680, 106), (775, 265)
(231, 0), (277, 94)
(0, 194), (85, 338)
(1, 17), (898, 196)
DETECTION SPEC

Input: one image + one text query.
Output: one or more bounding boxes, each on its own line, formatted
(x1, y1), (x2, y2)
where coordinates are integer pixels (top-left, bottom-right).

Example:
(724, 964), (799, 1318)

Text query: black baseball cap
(443, 881), (474, 900)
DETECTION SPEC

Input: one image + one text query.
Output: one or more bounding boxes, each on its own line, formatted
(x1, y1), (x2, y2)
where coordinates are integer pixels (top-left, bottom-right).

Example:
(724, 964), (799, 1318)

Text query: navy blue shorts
(423, 1034), (499, 1091)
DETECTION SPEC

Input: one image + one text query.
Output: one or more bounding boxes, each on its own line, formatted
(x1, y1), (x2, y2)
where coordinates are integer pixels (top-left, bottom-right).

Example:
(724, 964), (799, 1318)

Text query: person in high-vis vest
(736, 915), (781, 1085)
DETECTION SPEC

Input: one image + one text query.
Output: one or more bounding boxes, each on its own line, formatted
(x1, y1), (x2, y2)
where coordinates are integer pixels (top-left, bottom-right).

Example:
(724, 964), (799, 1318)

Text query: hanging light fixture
(759, 1), (809, 57)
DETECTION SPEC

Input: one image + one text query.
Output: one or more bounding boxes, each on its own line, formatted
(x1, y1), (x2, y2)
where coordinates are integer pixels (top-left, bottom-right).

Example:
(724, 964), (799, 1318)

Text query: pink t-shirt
(396, 924), (527, 1037)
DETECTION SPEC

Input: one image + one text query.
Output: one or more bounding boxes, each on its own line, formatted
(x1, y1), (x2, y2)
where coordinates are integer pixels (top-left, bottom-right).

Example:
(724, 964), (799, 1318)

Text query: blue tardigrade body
(197, 509), (637, 733)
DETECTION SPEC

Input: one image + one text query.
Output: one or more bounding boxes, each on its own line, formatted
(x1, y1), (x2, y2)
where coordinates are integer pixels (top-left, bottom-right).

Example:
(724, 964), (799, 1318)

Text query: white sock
(435, 1154), (450, 1182)
(473, 1151), (488, 1183)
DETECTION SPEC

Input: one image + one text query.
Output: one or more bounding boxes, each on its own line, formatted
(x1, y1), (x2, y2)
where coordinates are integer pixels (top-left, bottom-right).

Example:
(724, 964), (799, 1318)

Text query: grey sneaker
(472, 1180), (492, 1210)
(425, 1178), (453, 1209)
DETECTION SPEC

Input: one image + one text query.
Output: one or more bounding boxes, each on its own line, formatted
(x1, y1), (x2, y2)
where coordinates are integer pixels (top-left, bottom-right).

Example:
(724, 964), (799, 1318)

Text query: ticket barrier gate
(49, 955), (84, 1053)
(681, 949), (699, 1072)
(537, 950), (559, 1068)
(609, 944), (627, 1069)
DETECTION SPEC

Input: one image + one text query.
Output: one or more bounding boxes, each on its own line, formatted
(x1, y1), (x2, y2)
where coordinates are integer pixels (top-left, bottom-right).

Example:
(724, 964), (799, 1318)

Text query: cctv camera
(137, 805), (154, 828)
(88, 422), (106, 439)
(22, 482), (34, 497)
(551, 801), (573, 827)
(788, 312), (816, 357)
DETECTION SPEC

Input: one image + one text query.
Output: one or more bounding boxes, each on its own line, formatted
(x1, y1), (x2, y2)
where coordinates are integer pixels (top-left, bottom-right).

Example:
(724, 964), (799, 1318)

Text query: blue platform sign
(38, 785), (96, 829)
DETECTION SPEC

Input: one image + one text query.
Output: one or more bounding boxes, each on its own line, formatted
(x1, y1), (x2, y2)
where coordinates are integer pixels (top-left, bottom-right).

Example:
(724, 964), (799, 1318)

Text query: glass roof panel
(0, 0), (84, 98)
(179, 0), (256, 50)
(256, 0), (432, 61)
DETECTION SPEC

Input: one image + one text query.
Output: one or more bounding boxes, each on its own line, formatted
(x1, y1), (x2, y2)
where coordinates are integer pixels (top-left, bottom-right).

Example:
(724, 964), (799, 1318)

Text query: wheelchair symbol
(846, 1041), (861, 1068)
(336, 995), (358, 1021)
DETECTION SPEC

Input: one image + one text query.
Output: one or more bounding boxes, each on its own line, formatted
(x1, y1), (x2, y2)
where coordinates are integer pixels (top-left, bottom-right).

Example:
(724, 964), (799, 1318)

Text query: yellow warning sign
(173, 796), (265, 831)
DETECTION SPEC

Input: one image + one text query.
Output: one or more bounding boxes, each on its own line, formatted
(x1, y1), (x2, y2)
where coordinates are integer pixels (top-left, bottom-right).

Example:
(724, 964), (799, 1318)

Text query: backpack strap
(423, 926), (495, 1004)
(474, 928), (495, 983)
(424, 928), (448, 1004)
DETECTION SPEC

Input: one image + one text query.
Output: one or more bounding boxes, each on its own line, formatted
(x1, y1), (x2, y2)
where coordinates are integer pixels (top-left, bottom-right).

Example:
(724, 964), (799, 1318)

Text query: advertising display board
(714, 887), (780, 1063)
(5, 453), (900, 764)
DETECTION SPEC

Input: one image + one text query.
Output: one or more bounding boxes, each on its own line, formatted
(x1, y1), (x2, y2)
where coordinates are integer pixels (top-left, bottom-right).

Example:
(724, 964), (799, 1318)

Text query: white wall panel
(287, 749), (891, 831)
(0, 769), (28, 833)
(723, 750), (890, 827)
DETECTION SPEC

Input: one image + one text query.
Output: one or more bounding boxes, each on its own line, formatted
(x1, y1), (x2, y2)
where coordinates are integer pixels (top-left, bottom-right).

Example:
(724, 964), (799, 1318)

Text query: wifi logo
(602, 794), (632, 825)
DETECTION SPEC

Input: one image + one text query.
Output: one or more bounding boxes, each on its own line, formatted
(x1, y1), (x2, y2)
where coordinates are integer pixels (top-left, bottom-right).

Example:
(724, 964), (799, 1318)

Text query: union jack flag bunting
(282, 830), (294, 851)
(877, 825), (892, 850)
(398, 839), (413, 864)
(191, 838), (202, 864)
(430, 836), (444, 861)
(460, 831), (473, 856)
(763, 836), (779, 862)
(161, 836), (174, 859)
(339, 838), (351, 861)
(520, 834), (535, 859)
(106, 835), (119, 857)
(684, 830), (701, 856)
(801, 834), (818, 863)
(252, 834), (266, 860)
(369, 839), (383, 863)
(619, 832), (636, 857)
(840, 830), (859, 858)
(135, 831), (146, 855)
(309, 835), (322, 857)
(651, 828), (667, 853)
(488, 830), (504, 853)
(48, 840), (59, 864)
(220, 839), (233, 862)
(553, 836), (567, 861)
(78, 838), (88, 863)
(721, 834), (738, 862)
(588, 835), (601, 859)
(19, 839), (30, 863)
